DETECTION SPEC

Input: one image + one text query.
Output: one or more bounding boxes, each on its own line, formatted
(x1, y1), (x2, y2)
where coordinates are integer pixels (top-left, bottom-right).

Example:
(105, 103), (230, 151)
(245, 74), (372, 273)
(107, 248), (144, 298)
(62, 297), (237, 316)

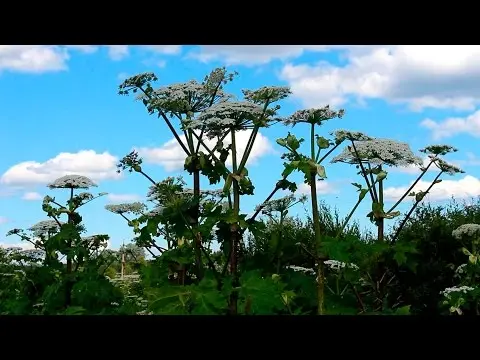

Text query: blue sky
(1, 45), (480, 251)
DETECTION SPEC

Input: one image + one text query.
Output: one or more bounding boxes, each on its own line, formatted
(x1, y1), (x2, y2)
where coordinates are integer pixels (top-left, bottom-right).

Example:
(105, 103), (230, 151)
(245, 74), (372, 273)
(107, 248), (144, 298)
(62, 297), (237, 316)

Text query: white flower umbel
(47, 175), (97, 189)
(284, 106), (345, 126)
(331, 138), (423, 168)
(324, 259), (359, 271)
(242, 86), (291, 105)
(286, 265), (316, 276)
(435, 158), (464, 175)
(184, 101), (264, 138)
(332, 129), (372, 144)
(420, 145), (458, 156)
(141, 80), (231, 115)
(440, 285), (474, 298)
(452, 224), (480, 240)
(28, 220), (63, 237)
(105, 202), (146, 215)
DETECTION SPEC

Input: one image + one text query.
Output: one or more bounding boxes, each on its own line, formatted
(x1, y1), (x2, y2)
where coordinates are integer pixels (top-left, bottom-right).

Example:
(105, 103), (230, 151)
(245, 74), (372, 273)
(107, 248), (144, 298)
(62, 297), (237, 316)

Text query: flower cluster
(105, 202), (146, 215)
(143, 80), (231, 116)
(184, 101), (264, 138)
(284, 106), (345, 126)
(324, 260), (359, 271)
(331, 138), (423, 168)
(452, 223), (480, 240)
(435, 158), (464, 175)
(286, 265), (316, 276)
(28, 220), (63, 237)
(242, 86), (291, 105)
(420, 145), (458, 156)
(332, 130), (372, 145)
(48, 175), (97, 189)
(440, 285), (474, 298)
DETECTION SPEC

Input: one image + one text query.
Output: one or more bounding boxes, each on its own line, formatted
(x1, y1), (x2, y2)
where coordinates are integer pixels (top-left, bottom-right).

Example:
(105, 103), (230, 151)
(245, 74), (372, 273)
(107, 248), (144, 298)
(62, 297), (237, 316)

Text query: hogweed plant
(276, 106), (345, 315)
(440, 224), (480, 315)
(184, 85), (291, 314)
(118, 68), (237, 280)
(6, 174), (120, 313)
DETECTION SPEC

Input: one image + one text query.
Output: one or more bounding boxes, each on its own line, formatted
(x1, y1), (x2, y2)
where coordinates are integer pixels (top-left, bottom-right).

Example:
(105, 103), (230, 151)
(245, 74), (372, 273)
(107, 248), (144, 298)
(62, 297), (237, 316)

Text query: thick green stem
(310, 171), (325, 315)
(237, 126), (259, 175)
(276, 214), (284, 274)
(377, 167), (384, 242)
(193, 170), (204, 280)
(367, 163), (378, 202)
(310, 123), (316, 160)
(229, 130), (240, 315)
(65, 187), (75, 307)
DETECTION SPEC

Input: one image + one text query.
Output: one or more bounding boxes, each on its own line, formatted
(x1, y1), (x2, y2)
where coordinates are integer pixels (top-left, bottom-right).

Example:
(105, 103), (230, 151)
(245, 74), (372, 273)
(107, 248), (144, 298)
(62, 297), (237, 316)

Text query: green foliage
(2, 67), (474, 316)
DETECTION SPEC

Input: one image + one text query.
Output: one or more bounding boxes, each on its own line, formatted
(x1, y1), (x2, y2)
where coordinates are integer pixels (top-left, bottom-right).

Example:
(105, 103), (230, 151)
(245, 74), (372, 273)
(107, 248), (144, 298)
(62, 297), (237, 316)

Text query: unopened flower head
(331, 138), (423, 168)
(284, 106), (345, 126)
(242, 86), (291, 105)
(332, 130), (372, 145)
(48, 175), (97, 189)
(420, 145), (458, 156)
(452, 223), (480, 240)
(28, 220), (63, 236)
(105, 202), (146, 215)
(435, 158), (464, 176)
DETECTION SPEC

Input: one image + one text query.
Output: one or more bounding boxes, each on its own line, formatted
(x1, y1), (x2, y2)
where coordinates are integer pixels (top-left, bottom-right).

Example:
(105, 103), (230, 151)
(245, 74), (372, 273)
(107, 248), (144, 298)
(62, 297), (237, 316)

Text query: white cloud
(66, 45), (98, 54)
(137, 130), (274, 172)
(142, 45), (182, 55)
(21, 192), (42, 201)
(0, 150), (121, 187)
(455, 152), (480, 167)
(420, 110), (480, 140)
(383, 175), (480, 202)
(106, 193), (142, 203)
(0, 216), (8, 225)
(297, 180), (338, 195)
(279, 45), (480, 111)
(107, 45), (129, 61)
(0, 45), (69, 73)
(187, 45), (337, 66)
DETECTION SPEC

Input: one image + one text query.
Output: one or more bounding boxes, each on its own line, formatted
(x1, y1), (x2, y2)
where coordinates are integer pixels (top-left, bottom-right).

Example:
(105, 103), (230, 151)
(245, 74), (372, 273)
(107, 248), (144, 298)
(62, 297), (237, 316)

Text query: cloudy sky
(1, 45), (480, 250)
